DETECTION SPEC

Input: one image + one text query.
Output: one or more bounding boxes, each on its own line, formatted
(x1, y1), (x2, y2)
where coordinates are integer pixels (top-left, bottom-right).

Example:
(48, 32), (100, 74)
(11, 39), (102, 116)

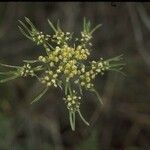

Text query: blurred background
(0, 2), (150, 150)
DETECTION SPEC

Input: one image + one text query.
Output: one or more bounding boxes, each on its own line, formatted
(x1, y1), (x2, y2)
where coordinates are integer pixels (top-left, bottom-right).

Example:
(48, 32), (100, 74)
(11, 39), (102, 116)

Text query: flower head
(0, 18), (125, 131)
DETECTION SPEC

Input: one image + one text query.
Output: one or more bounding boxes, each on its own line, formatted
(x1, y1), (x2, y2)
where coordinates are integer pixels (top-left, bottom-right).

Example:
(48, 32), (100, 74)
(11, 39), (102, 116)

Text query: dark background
(0, 2), (150, 150)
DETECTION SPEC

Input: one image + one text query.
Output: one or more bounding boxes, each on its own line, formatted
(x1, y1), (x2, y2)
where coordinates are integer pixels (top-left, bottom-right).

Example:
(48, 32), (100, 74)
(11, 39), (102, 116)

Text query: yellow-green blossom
(0, 18), (125, 131)
(63, 91), (81, 112)
(40, 70), (58, 87)
(19, 64), (34, 77)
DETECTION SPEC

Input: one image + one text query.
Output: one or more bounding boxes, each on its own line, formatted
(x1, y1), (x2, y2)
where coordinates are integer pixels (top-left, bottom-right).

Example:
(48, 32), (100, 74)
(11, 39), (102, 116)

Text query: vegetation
(0, 18), (124, 131)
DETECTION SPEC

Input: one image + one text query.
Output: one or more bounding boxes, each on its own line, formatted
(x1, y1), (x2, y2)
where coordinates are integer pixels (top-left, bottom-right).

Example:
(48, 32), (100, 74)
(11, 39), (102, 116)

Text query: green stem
(68, 81), (72, 95)
(18, 26), (32, 40)
(65, 81), (68, 95)
(30, 87), (48, 104)
(106, 54), (123, 62)
(23, 60), (40, 63)
(57, 80), (62, 90)
(47, 43), (55, 51)
(48, 19), (57, 33)
(78, 84), (83, 95)
(0, 75), (19, 83)
(72, 111), (76, 131)
(110, 63), (125, 67)
(78, 110), (89, 126)
(0, 71), (16, 75)
(90, 24), (102, 34)
(69, 111), (75, 131)
(109, 68), (126, 76)
(25, 17), (36, 30)
(19, 20), (31, 33)
(92, 89), (103, 105)
(0, 63), (21, 69)
(33, 66), (44, 71)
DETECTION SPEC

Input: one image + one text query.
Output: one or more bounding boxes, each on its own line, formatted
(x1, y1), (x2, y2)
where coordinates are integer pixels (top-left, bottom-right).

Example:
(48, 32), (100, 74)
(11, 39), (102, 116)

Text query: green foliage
(0, 18), (125, 131)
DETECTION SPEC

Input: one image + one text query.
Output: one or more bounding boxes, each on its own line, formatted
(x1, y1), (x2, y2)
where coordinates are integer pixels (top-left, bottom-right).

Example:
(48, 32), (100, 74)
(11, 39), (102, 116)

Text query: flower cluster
(0, 17), (125, 131)
(74, 59), (111, 89)
(19, 64), (34, 77)
(81, 31), (92, 43)
(90, 59), (110, 75)
(31, 31), (50, 45)
(63, 90), (81, 112)
(52, 31), (71, 45)
(40, 71), (58, 87)
(74, 46), (90, 60)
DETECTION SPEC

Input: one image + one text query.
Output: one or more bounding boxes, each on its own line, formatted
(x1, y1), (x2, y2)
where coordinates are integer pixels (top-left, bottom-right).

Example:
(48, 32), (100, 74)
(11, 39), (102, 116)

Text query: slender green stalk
(65, 81), (68, 95)
(90, 24), (102, 34)
(23, 60), (40, 63)
(78, 84), (83, 95)
(25, 17), (36, 30)
(92, 89), (103, 105)
(18, 20), (32, 34)
(109, 63), (125, 67)
(78, 110), (89, 126)
(33, 66), (44, 71)
(0, 63), (21, 69)
(72, 111), (76, 130)
(30, 87), (48, 104)
(18, 26), (32, 40)
(107, 54), (123, 62)
(48, 19), (57, 32)
(68, 81), (72, 96)
(0, 71), (16, 75)
(109, 68), (126, 76)
(69, 111), (75, 131)
(0, 75), (19, 83)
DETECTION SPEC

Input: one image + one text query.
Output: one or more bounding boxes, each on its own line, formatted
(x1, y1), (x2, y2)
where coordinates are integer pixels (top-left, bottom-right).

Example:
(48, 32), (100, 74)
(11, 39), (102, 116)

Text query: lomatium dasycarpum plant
(0, 17), (125, 131)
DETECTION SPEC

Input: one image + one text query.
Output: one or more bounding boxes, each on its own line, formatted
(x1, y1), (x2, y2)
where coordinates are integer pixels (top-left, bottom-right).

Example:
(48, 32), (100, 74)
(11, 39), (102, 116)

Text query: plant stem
(78, 110), (89, 126)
